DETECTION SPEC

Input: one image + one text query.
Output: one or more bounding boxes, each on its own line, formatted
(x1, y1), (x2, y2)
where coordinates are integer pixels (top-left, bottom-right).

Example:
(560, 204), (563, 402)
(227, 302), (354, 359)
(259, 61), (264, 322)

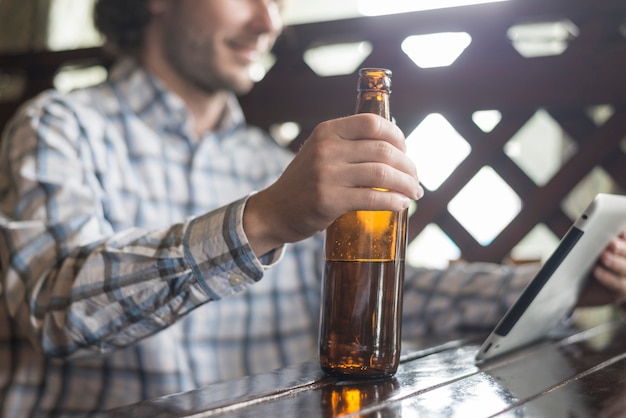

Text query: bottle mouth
(359, 68), (392, 76)
(357, 68), (392, 92)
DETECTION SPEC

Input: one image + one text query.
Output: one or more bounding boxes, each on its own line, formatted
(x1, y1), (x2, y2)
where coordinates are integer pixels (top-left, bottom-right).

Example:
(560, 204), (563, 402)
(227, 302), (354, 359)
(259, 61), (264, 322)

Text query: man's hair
(93, 0), (151, 54)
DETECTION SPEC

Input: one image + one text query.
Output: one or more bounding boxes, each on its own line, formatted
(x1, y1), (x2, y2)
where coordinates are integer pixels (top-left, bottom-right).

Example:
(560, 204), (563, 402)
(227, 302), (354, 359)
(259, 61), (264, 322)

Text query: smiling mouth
(228, 40), (264, 64)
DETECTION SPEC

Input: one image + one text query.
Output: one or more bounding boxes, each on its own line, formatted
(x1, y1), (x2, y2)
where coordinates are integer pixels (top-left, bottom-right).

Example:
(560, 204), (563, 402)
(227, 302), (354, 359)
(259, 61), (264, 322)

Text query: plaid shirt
(0, 58), (535, 416)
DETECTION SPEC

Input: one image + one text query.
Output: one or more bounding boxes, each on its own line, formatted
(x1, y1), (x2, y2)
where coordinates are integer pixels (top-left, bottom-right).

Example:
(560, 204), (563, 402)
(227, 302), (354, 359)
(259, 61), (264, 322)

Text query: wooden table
(107, 318), (626, 417)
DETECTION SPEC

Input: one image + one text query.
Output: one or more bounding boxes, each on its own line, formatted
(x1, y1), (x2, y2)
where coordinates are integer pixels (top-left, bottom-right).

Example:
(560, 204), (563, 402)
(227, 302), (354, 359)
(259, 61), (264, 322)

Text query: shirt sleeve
(402, 261), (539, 339)
(0, 95), (267, 359)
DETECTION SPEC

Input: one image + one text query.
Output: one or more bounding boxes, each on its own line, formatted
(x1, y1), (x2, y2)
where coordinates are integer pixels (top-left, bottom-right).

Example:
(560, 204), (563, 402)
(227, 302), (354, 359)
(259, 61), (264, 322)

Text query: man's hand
(244, 114), (423, 256)
(578, 229), (626, 307)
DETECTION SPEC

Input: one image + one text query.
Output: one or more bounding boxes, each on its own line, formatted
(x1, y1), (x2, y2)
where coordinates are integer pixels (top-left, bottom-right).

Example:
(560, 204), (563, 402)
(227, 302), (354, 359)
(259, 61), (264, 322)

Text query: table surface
(107, 317), (626, 417)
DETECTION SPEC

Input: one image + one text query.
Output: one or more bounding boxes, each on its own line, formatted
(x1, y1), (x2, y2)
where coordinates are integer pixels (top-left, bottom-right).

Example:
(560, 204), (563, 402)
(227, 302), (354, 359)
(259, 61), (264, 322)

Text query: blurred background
(0, 0), (625, 273)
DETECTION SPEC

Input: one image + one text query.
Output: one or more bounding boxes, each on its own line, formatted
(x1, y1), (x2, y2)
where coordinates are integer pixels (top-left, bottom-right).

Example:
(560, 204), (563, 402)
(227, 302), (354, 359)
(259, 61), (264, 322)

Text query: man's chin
(193, 67), (256, 95)
(230, 77), (256, 96)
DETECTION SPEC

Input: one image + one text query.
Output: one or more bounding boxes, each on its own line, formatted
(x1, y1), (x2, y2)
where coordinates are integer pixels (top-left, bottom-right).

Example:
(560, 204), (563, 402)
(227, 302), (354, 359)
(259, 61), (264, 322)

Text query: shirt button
(229, 274), (245, 286)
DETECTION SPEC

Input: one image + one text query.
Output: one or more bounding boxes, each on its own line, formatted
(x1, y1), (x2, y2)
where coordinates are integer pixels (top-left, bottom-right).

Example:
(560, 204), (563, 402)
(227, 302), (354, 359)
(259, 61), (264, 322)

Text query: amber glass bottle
(319, 68), (408, 379)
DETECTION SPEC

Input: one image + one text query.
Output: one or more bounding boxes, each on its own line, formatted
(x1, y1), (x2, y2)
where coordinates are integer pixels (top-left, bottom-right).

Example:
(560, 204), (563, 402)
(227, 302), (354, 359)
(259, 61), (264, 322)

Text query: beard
(161, 21), (256, 96)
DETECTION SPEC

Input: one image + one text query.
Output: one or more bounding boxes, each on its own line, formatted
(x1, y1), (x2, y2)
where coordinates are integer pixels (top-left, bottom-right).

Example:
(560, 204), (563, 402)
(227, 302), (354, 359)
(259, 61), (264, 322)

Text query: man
(0, 0), (625, 416)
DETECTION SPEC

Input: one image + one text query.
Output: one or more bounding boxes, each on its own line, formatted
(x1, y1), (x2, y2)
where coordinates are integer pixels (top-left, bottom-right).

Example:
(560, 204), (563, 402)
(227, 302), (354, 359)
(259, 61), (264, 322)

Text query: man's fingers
(332, 114), (406, 150)
(593, 264), (626, 301)
(337, 187), (414, 212)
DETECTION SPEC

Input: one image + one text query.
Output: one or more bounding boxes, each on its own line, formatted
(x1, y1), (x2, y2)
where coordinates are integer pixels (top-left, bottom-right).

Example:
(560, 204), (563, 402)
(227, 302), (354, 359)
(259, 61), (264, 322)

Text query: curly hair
(93, 0), (151, 54)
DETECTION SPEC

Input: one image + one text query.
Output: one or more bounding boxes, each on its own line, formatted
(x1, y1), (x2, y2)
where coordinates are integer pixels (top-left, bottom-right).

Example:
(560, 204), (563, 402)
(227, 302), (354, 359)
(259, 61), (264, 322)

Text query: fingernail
(416, 186), (424, 200)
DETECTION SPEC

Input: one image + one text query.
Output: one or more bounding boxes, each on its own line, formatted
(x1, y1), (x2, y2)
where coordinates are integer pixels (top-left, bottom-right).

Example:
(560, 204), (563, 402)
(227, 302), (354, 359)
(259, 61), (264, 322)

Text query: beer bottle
(319, 68), (408, 379)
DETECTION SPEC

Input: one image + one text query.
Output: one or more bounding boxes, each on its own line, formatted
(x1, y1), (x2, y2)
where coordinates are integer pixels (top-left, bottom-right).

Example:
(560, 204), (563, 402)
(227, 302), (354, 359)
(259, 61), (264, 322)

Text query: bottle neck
(355, 91), (391, 120)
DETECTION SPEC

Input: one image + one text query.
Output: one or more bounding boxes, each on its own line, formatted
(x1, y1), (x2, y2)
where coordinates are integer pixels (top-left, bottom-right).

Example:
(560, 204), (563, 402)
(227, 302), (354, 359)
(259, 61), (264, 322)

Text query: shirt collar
(107, 57), (246, 139)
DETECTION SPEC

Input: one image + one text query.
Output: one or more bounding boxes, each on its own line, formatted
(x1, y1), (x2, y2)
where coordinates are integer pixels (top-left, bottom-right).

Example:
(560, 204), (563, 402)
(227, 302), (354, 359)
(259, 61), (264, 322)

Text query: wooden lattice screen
(240, 0), (626, 263)
(1, 0), (625, 264)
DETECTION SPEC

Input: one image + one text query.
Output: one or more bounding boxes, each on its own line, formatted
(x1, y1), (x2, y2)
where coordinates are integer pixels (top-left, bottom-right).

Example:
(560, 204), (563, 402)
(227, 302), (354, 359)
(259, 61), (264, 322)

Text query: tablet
(475, 193), (626, 363)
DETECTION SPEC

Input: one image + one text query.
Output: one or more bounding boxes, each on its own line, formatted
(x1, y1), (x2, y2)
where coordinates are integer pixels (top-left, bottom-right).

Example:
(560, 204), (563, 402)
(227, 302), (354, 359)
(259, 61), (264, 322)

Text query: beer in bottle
(319, 68), (408, 379)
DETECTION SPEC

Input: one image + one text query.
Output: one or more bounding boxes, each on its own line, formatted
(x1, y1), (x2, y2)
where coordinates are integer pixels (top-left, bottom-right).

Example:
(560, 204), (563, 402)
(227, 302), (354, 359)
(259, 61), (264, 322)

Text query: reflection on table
(106, 318), (626, 417)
